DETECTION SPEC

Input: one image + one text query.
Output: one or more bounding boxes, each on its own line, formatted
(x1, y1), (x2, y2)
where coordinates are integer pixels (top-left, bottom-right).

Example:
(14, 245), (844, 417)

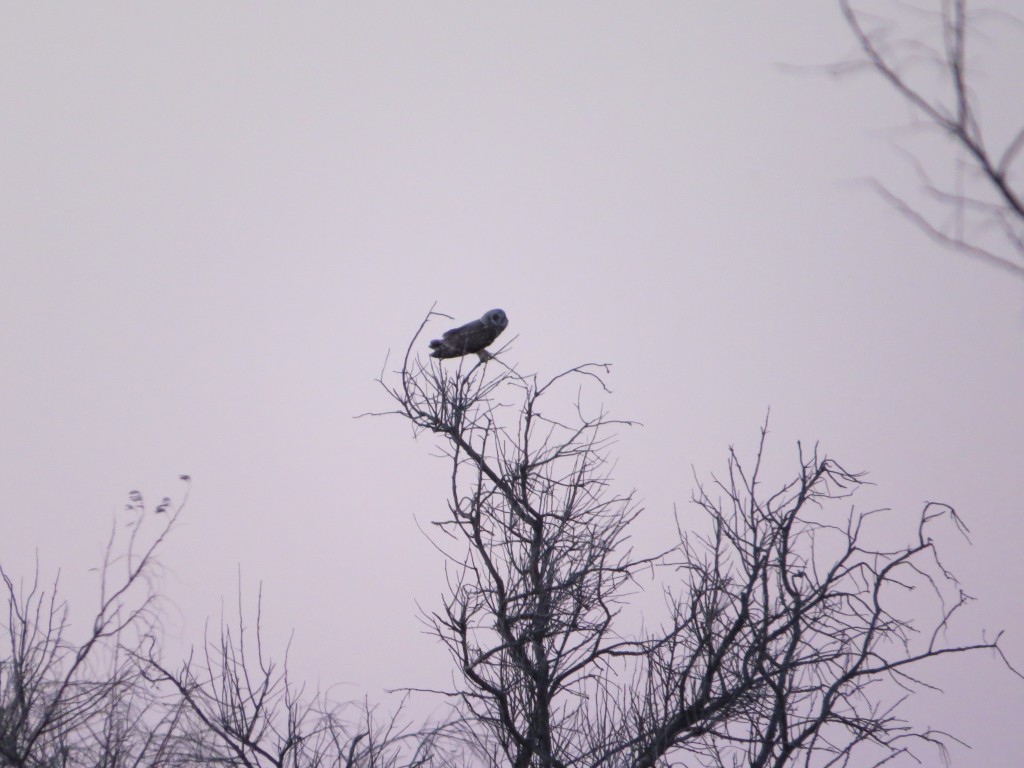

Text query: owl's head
(482, 309), (508, 330)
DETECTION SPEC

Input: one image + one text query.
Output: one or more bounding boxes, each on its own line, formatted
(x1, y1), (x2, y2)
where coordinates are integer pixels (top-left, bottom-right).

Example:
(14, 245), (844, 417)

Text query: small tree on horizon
(0, 489), (431, 768)
(0, 490), (185, 768)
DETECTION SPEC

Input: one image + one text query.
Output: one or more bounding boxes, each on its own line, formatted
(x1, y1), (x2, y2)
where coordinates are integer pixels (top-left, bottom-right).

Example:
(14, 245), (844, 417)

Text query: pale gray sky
(1, 2), (1022, 764)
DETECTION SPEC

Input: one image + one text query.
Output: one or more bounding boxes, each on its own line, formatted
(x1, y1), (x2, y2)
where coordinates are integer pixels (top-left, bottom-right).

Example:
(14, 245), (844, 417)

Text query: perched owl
(429, 309), (509, 361)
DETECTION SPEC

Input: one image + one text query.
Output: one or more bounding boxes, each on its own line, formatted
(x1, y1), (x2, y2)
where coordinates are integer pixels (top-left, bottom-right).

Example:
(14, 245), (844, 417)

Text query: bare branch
(838, 0), (1024, 278)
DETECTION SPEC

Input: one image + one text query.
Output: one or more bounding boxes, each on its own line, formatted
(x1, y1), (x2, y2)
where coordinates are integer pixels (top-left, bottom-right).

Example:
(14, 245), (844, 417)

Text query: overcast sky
(2, 2), (1022, 765)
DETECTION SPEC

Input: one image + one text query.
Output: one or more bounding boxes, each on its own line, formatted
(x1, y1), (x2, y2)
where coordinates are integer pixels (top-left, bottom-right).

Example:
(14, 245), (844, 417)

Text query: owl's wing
(457, 322), (496, 351)
(442, 319), (482, 339)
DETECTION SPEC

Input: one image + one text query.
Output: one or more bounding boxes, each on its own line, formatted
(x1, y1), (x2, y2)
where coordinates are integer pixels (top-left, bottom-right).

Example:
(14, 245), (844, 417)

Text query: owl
(429, 309), (509, 361)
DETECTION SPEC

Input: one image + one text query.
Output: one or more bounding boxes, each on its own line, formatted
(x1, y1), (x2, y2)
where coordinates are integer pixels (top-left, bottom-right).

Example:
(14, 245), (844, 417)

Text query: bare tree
(140, 586), (436, 768)
(384, 356), (650, 767)
(0, 486), (185, 768)
(2, 484), (445, 768)
(610, 435), (1017, 768)
(838, 0), (1024, 278)
(374, 312), (1018, 767)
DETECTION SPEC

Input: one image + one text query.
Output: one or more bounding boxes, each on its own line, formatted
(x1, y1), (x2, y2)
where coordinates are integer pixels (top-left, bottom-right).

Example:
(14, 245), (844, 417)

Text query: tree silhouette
(1, 311), (1018, 767)
(141, 586), (433, 768)
(0, 489), (184, 768)
(373, 310), (1018, 767)
(1, 487), (428, 768)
